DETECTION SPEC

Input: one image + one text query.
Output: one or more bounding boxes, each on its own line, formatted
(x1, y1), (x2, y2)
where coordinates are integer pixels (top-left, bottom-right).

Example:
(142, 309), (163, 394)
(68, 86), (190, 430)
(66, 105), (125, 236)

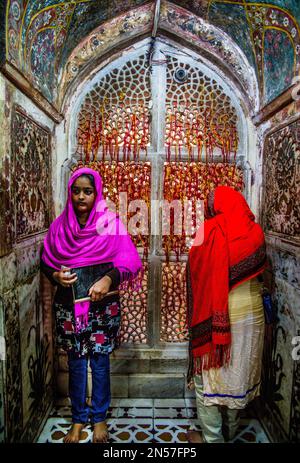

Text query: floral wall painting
(3, 1), (300, 107)
(208, 1), (300, 104)
(208, 2), (257, 71)
(24, 296), (52, 442)
(263, 29), (295, 104)
(6, 1), (152, 103)
(262, 120), (300, 241)
(290, 353), (300, 442)
(4, 292), (23, 443)
(1, 106), (53, 441)
(261, 117), (300, 441)
(11, 107), (51, 240)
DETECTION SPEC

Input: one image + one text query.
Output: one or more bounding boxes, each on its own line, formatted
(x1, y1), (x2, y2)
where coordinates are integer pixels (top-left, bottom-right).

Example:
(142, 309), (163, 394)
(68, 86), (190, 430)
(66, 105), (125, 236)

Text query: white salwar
(194, 277), (265, 442)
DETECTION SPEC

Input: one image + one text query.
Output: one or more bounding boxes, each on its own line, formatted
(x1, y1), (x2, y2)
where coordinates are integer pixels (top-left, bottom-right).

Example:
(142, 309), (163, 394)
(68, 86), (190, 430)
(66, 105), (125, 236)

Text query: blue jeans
(67, 352), (111, 424)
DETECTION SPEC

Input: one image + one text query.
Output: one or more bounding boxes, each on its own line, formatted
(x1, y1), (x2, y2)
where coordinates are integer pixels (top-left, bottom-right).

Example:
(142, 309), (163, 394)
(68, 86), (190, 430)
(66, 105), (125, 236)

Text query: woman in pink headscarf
(41, 167), (142, 443)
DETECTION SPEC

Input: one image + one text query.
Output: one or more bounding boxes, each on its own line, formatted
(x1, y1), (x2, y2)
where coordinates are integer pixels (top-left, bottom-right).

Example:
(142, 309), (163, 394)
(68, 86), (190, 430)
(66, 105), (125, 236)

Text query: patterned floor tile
(231, 419), (269, 443)
(108, 418), (154, 443)
(106, 407), (120, 419)
(109, 399), (120, 408)
(37, 418), (92, 444)
(153, 419), (190, 443)
(154, 399), (187, 420)
(37, 402), (270, 444)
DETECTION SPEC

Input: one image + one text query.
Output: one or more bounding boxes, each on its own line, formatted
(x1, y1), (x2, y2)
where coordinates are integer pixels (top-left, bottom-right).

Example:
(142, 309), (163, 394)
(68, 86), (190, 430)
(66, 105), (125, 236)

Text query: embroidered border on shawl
(229, 242), (266, 287)
(191, 317), (212, 348)
(212, 311), (230, 334)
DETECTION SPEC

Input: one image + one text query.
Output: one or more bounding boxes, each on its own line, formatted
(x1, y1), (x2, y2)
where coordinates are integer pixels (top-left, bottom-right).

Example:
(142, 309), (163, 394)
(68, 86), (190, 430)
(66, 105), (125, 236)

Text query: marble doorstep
(37, 399), (270, 443)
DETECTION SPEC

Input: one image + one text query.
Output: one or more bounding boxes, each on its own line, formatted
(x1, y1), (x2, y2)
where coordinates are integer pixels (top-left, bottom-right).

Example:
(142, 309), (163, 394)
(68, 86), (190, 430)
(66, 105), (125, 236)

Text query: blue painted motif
(21, 0), (65, 45)
(208, 3), (257, 72)
(264, 29), (295, 103)
(30, 28), (56, 101)
(244, 0), (300, 24)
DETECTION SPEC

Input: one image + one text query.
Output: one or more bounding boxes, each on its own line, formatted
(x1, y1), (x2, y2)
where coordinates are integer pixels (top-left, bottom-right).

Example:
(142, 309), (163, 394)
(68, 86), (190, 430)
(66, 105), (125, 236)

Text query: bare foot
(186, 429), (204, 443)
(92, 421), (109, 443)
(63, 423), (85, 443)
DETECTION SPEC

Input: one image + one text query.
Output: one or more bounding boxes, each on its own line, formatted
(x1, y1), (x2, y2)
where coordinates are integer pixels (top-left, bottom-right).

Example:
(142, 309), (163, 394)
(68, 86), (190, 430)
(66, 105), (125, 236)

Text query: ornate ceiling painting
(159, 2), (257, 110)
(208, 1), (300, 104)
(6, 0), (151, 102)
(5, 0), (300, 109)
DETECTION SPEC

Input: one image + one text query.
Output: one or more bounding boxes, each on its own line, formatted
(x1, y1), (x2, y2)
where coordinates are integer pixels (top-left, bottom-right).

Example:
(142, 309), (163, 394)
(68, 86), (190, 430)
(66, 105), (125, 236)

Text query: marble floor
(37, 399), (270, 443)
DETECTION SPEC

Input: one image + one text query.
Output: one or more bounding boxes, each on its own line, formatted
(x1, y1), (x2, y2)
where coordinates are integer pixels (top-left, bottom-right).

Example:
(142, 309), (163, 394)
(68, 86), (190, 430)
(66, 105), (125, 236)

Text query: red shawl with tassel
(187, 186), (266, 376)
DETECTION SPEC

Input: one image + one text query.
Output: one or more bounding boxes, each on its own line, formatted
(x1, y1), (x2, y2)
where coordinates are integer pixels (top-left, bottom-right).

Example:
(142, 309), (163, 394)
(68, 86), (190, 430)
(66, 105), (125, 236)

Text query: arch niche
(54, 6), (260, 398)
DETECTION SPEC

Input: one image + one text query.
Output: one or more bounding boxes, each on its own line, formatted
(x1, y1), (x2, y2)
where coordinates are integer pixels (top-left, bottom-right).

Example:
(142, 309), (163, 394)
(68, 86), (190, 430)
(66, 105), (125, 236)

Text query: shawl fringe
(74, 300), (90, 333)
(194, 344), (231, 373)
(119, 267), (144, 292)
(188, 344), (231, 382)
(186, 186), (266, 381)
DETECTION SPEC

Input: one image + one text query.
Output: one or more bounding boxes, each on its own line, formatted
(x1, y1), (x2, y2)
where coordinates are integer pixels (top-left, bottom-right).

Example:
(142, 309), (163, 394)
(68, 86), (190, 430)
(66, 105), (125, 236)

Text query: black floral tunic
(41, 259), (121, 358)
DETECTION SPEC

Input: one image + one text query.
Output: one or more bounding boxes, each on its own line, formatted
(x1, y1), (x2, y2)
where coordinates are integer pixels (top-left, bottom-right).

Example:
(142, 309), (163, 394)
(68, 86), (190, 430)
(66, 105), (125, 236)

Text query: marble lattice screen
(73, 45), (244, 348)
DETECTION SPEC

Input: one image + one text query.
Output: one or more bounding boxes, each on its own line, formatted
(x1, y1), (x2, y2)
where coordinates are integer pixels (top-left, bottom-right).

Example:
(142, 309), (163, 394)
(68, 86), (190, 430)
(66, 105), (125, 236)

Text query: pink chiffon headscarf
(41, 167), (142, 331)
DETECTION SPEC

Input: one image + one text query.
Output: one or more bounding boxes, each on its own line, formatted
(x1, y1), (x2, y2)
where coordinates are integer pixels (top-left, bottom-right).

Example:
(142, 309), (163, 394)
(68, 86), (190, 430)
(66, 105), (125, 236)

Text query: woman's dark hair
(78, 173), (95, 188)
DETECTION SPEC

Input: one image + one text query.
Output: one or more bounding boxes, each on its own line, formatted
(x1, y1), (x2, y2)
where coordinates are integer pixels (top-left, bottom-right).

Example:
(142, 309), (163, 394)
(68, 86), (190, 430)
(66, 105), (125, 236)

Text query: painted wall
(208, 1), (300, 104)
(0, 73), (55, 442)
(258, 98), (300, 442)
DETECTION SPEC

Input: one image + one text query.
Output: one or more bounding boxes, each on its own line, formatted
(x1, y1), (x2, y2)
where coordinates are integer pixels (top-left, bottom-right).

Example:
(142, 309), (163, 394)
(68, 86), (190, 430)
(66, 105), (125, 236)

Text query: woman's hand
(53, 268), (78, 287)
(88, 275), (112, 302)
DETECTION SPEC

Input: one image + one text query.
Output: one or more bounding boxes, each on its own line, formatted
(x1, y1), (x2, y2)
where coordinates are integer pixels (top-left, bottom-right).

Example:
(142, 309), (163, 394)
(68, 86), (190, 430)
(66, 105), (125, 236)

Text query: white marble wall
(259, 112), (300, 441)
(0, 74), (55, 442)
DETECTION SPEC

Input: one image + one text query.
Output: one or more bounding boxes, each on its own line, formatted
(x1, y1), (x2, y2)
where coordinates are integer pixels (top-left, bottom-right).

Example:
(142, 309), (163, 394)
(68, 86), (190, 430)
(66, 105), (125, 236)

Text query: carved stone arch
(59, 2), (259, 115)
(55, 34), (257, 213)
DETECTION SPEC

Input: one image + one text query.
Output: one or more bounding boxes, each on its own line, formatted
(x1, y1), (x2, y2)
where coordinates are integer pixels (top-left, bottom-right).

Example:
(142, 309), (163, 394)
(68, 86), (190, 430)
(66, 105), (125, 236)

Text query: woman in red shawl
(41, 168), (142, 443)
(186, 186), (266, 443)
